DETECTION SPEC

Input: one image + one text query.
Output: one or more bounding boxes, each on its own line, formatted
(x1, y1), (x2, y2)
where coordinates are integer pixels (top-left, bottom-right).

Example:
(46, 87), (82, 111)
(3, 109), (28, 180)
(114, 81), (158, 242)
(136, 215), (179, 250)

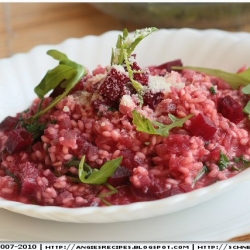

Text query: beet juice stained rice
(0, 27), (250, 208)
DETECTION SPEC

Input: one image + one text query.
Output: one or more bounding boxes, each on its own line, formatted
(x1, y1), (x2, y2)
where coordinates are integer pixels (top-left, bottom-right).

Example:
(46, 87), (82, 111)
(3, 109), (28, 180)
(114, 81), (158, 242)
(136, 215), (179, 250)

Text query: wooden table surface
(0, 2), (250, 241)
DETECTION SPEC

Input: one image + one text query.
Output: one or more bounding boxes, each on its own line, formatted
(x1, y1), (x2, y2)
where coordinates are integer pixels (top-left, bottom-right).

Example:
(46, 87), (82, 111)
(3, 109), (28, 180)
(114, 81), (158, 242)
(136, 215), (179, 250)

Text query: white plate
(1, 28), (250, 240)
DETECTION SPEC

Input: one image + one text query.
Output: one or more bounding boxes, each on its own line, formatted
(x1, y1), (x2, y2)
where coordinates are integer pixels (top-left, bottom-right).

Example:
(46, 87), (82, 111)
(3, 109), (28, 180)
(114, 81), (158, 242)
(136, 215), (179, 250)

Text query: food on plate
(0, 27), (250, 208)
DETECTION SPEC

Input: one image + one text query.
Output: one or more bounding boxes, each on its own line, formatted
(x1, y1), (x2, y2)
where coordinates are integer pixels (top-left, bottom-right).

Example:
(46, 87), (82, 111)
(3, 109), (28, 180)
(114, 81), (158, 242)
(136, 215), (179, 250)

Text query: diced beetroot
(0, 176), (18, 199)
(71, 135), (90, 156)
(149, 59), (183, 72)
(132, 178), (192, 200)
(119, 149), (143, 171)
(218, 95), (244, 124)
(42, 169), (57, 185)
(143, 91), (164, 109)
(92, 98), (117, 111)
(98, 67), (130, 101)
(108, 166), (131, 187)
(132, 61), (149, 85)
(204, 147), (221, 163)
(188, 113), (217, 140)
(0, 116), (19, 132)
(156, 134), (192, 156)
(5, 128), (34, 154)
(71, 135), (100, 167)
(155, 183), (193, 199)
(20, 162), (40, 197)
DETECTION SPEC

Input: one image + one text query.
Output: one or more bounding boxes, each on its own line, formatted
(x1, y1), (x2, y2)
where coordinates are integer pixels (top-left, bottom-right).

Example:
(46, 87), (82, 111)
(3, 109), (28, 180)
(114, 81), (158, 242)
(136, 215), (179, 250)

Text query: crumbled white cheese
(120, 94), (136, 108)
(87, 73), (106, 86)
(112, 64), (127, 73)
(63, 106), (70, 112)
(148, 76), (171, 93)
(73, 91), (92, 106)
(147, 74), (185, 94)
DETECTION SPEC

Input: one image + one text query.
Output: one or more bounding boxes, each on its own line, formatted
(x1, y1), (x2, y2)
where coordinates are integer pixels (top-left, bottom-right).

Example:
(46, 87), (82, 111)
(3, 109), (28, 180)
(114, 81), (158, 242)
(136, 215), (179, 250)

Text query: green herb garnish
(242, 85), (250, 116)
(111, 27), (157, 65)
(78, 155), (123, 185)
(244, 101), (250, 116)
(193, 164), (209, 187)
(23, 122), (46, 141)
(234, 155), (250, 164)
(172, 65), (250, 89)
(99, 183), (118, 206)
(111, 28), (157, 102)
(218, 152), (230, 170)
(234, 155), (250, 170)
(32, 50), (86, 120)
(210, 86), (216, 94)
(132, 110), (193, 137)
(241, 84), (250, 94)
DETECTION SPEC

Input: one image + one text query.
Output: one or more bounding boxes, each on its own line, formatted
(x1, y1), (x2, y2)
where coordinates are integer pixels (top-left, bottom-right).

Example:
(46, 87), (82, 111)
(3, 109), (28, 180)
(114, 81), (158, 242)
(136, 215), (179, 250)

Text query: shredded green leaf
(23, 122), (46, 141)
(78, 155), (123, 185)
(32, 50), (86, 120)
(210, 86), (216, 95)
(234, 155), (250, 164)
(193, 165), (209, 187)
(172, 65), (250, 89)
(98, 183), (118, 206)
(218, 152), (230, 171)
(132, 110), (193, 137)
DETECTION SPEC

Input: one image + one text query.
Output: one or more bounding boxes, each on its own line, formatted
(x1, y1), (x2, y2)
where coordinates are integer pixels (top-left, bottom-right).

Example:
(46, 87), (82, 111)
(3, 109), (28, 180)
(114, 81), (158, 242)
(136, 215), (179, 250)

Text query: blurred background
(1, 2), (250, 59)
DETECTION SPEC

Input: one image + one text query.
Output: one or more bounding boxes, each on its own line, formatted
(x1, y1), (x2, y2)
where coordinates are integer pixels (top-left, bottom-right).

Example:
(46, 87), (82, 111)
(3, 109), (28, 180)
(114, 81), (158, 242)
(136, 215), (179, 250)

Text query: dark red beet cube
(132, 61), (149, 85)
(0, 116), (19, 132)
(5, 128), (34, 154)
(156, 134), (191, 155)
(150, 59), (183, 72)
(189, 113), (217, 140)
(154, 183), (193, 199)
(108, 166), (131, 187)
(98, 67), (130, 101)
(20, 162), (40, 197)
(143, 91), (164, 109)
(218, 95), (244, 124)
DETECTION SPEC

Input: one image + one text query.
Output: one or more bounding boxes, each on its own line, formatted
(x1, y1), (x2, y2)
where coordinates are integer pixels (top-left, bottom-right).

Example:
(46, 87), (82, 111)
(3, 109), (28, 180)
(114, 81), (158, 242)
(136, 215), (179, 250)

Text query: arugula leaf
(32, 50), (86, 119)
(242, 84), (250, 94)
(111, 28), (157, 101)
(78, 155), (123, 185)
(218, 152), (230, 170)
(172, 65), (250, 89)
(111, 27), (158, 65)
(132, 110), (158, 135)
(132, 110), (193, 137)
(243, 101), (250, 115)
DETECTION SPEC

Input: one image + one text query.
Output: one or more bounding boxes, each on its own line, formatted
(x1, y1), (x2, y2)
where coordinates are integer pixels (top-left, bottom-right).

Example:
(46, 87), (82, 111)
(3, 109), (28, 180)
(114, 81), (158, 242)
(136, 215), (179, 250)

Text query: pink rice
(0, 59), (249, 207)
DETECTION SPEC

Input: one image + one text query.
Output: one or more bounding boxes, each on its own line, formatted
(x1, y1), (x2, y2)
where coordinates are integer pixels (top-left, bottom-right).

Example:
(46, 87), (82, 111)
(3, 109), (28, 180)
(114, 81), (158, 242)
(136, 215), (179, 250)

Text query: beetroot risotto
(1, 27), (250, 208)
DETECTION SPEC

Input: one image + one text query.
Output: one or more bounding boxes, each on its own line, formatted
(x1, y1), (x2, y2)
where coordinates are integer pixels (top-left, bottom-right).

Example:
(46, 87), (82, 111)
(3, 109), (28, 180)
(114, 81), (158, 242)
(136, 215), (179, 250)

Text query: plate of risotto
(1, 28), (250, 239)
